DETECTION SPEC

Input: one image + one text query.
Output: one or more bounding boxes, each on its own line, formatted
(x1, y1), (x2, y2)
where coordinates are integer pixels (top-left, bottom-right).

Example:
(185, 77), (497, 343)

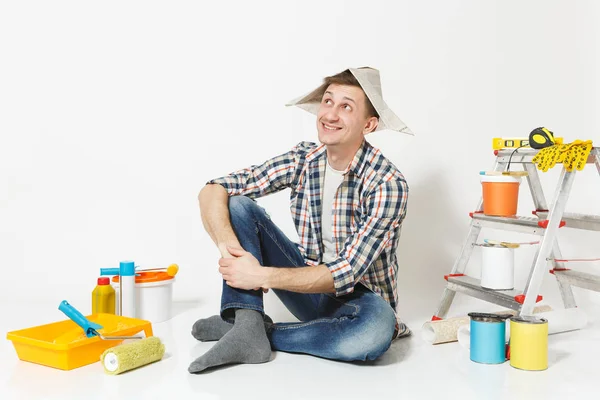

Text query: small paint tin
(481, 245), (515, 290)
(468, 313), (508, 364)
(509, 316), (548, 371)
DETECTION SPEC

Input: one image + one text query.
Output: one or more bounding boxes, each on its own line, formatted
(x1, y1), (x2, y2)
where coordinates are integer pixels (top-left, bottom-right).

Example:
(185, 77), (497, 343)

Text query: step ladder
(432, 146), (600, 320)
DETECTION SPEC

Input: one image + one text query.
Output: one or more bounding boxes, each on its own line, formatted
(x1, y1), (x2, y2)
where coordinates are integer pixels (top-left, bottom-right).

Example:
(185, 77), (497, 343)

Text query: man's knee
(333, 303), (396, 361)
(228, 196), (258, 222)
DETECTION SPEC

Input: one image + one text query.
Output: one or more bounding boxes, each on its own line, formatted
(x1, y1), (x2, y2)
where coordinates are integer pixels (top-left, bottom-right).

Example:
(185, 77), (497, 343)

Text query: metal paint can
(509, 316), (548, 371)
(468, 313), (508, 364)
(481, 245), (515, 290)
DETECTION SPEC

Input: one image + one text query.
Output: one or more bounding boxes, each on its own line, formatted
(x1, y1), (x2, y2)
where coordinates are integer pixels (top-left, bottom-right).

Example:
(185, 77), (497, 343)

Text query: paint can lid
(468, 312), (509, 323)
(480, 175), (522, 184)
(510, 316), (548, 324)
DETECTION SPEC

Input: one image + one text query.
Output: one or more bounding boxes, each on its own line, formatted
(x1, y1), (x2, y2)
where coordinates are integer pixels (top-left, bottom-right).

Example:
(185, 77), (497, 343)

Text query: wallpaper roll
(536, 308), (588, 335)
(423, 305), (552, 345)
(458, 306), (582, 349)
(457, 324), (470, 348)
(421, 315), (469, 345)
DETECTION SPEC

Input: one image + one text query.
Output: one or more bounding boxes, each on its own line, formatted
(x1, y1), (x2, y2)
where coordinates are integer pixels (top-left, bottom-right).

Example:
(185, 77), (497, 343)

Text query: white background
(1, 0), (599, 325)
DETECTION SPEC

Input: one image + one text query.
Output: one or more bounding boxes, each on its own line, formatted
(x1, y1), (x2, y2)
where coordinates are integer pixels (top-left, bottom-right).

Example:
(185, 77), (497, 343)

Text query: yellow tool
(529, 127), (556, 149)
(493, 136), (563, 150)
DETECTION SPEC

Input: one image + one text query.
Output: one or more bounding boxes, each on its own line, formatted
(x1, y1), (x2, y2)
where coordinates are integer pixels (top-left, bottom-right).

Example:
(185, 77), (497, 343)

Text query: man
(190, 67), (413, 374)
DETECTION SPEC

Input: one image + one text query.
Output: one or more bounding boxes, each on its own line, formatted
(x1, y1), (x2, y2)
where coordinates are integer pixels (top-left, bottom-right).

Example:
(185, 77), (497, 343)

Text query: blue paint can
(468, 313), (508, 364)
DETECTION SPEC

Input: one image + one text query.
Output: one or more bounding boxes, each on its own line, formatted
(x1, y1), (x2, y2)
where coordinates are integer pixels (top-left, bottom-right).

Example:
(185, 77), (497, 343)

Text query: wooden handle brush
(135, 264), (179, 277)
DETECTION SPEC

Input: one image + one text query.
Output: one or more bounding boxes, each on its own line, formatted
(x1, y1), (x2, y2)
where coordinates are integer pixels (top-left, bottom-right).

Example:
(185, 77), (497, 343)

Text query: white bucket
(481, 245), (514, 290)
(112, 277), (175, 323)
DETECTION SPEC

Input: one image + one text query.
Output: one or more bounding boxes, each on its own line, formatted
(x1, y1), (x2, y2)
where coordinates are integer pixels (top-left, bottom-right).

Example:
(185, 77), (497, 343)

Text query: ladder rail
(432, 160), (506, 319)
(552, 241), (577, 308)
(433, 225), (481, 319)
(525, 161), (577, 309)
(520, 169), (576, 315)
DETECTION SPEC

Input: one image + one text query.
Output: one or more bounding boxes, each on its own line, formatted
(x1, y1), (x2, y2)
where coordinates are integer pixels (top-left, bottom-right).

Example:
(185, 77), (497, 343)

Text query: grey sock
(191, 314), (274, 342)
(188, 309), (271, 374)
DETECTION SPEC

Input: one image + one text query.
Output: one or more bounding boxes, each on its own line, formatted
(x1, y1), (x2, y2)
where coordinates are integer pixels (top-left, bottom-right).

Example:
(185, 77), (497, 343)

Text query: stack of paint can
(468, 312), (548, 371)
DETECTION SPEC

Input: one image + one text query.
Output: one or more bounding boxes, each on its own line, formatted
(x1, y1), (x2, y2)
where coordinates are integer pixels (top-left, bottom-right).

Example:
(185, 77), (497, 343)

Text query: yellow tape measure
(529, 127), (555, 149)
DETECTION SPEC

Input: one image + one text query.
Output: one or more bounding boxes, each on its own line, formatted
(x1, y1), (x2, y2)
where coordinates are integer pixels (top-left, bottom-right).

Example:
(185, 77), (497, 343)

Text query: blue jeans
(220, 196), (397, 362)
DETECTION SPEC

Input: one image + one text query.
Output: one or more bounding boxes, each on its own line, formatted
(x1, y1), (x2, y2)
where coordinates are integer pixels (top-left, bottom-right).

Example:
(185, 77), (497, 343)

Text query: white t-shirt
(321, 161), (345, 263)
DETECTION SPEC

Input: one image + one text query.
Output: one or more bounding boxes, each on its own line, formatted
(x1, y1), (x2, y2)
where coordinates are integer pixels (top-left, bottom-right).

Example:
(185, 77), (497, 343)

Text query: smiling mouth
(321, 122), (342, 131)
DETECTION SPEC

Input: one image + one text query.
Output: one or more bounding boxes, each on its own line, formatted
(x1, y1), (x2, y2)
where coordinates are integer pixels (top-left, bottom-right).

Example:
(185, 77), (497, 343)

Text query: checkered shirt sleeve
(206, 145), (303, 198)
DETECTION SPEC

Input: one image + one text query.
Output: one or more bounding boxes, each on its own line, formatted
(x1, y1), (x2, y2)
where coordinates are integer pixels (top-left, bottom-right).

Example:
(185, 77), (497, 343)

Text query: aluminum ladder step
(470, 213), (561, 235)
(536, 211), (600, 232)
(445, 275), (541, 311)
(552, 269), (600, 292)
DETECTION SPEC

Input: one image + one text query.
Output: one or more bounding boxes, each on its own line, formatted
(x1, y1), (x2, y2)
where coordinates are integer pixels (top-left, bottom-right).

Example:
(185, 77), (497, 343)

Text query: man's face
(316, 84), (377, 148)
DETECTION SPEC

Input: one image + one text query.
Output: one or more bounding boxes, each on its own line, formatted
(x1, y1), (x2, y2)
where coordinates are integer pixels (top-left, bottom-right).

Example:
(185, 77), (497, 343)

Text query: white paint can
(112, 271), (175, 323)
(481, 245), (514, 290)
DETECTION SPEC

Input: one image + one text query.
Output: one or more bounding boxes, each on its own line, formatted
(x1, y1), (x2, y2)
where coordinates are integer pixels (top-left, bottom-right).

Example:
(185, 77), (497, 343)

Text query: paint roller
(421, 305), (552, 345)
(457, 308), (588, 349)
(101, 336), (165, 375)
(59, 301), (166, 374)
(58, 300), (144, 340)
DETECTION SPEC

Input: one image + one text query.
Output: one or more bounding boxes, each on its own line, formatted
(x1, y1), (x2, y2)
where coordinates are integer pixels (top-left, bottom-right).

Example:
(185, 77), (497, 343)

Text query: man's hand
(219, 245), (269, 292)
(217, 241), (243, 258)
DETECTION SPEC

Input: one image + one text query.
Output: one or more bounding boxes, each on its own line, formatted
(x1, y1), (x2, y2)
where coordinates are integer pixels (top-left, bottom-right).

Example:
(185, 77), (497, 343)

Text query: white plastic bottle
(119, 261), (136, 318)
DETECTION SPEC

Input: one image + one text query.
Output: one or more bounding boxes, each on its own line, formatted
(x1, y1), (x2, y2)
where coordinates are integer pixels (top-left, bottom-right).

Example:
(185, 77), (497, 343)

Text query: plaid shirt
(207, 140), (409, 314)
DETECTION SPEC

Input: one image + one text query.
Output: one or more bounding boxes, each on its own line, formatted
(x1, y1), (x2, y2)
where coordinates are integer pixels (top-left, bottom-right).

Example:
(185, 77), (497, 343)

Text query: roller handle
(58, 300), (103, 338)
(100, 268), (120, 276)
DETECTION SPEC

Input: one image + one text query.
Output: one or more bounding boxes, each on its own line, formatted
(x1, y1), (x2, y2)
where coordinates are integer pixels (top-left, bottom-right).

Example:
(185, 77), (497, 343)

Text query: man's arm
(199, 143), (310, 256)
(220, 246), (335, 293)
(263, 265), (335, 293)
(198, 184), (243, 257)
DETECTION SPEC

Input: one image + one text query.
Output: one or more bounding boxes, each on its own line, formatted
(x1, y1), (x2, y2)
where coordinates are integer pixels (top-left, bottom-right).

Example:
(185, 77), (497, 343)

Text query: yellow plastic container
(509, 316), (548, 371)
(6, 313), (153, 371)
(92, 277), (116, 314)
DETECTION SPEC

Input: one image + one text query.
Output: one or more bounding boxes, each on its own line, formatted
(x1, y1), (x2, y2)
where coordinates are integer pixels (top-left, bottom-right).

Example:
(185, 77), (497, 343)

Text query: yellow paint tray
(6, 313), (153, 371)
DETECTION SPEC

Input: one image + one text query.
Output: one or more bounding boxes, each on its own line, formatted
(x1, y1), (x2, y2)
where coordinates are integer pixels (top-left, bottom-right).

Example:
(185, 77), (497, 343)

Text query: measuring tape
(530, 127), (556, 149)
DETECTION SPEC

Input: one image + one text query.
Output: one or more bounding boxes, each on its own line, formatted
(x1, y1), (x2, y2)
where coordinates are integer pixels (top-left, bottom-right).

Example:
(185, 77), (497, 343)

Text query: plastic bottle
(119, 260), (136, 318)
(92, 277), (116, 314)
(99, 260), (137, 318)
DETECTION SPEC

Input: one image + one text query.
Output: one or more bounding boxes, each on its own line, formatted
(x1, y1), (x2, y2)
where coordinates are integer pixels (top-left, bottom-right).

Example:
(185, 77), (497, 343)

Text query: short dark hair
(302, 69), (379, 119)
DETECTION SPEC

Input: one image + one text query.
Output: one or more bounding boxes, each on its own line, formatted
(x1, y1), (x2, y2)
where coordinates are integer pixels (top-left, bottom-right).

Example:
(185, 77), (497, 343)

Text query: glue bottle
(92, 277), (116, 314)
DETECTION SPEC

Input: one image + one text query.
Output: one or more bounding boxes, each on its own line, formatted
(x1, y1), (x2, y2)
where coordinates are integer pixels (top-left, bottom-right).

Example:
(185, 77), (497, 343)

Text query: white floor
(2, 300), (599, 400)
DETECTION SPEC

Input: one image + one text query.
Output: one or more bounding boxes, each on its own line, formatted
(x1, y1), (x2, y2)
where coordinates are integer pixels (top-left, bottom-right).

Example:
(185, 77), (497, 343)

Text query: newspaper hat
(286, 67), (413, 135)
